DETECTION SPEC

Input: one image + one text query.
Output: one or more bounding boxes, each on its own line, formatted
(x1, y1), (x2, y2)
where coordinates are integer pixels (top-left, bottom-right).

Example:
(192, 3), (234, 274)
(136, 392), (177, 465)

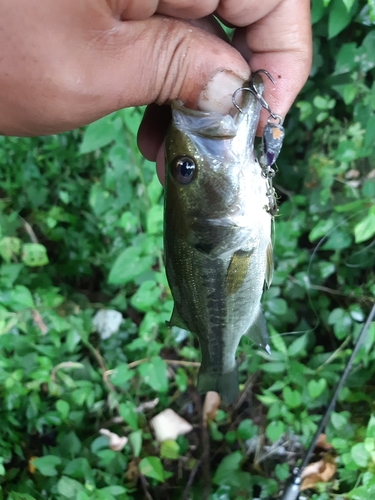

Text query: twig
(105, 358), (200, 376)
(85, 343), (116, 393)
(139, 473), (154, 500)
(50, 361), (84, 384)
(234, 372), (258, 411)
(165, 359), (201, 368)
(181, 459), (201, 500)
(196, 394), (211, 500)
(19, 216), (38, 243)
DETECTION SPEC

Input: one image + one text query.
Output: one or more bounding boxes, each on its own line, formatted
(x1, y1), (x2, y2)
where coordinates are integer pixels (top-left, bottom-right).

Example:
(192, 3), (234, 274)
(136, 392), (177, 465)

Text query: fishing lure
(232, 70), (285, 217)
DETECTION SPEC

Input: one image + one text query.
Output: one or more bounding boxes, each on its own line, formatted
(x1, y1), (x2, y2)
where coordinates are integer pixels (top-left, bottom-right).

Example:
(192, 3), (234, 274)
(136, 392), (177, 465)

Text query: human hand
(0, 1), (311, 153)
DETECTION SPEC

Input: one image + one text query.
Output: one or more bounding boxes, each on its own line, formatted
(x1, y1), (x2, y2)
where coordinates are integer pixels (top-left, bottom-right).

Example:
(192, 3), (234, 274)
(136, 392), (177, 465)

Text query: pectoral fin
(245, 306), (271, 354)
(167, 306), (188, 330)
(226, 249), (253, 296)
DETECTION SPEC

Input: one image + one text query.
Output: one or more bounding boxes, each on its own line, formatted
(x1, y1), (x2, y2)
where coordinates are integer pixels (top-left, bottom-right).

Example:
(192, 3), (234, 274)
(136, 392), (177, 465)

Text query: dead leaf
(99, 429), (128, 451)
(300, 455), (336, 491)
(316, 433), (332, 451)
(28, 456), (38, 474)
(136, 398), (159, 413)
(151, 409), (193, 442)
(203, 391), (221, 424)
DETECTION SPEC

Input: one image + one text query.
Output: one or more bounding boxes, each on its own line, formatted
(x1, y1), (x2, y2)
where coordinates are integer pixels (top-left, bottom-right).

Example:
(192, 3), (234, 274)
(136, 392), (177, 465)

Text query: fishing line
(344, 237), (375, 268)
(274, 208), (368, 339)
(277, 302), (375, 500)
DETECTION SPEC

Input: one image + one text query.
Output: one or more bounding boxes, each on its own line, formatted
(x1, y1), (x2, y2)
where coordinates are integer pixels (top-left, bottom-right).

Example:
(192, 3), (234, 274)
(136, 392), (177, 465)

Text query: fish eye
(172, 156), (196, 185)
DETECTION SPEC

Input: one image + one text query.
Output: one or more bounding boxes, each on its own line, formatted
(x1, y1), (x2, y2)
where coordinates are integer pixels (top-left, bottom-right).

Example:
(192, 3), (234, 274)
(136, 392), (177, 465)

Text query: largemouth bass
(164, 73), (273, 403)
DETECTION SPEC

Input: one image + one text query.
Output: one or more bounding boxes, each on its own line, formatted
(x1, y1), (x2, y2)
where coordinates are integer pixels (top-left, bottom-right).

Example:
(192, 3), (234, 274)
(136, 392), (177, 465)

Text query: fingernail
(198, 71), (248, 115)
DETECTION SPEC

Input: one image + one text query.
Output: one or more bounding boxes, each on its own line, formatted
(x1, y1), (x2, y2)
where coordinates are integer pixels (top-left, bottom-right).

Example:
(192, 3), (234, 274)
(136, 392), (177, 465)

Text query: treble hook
(232, 69), (282, 124)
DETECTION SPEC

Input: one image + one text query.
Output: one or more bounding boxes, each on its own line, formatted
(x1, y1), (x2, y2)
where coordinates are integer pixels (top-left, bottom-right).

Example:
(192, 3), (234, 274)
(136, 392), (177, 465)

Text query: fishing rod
(277, 302), (375, 500)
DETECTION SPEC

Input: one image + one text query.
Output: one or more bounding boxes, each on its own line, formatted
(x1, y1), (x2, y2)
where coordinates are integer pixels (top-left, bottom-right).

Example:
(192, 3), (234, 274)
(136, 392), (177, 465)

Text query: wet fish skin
(164, 75), (273, 403)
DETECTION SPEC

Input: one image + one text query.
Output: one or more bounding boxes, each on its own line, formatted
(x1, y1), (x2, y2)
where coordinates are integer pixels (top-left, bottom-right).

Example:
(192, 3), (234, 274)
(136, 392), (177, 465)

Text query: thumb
(91, 16), (250, 116)
(0, 12), (250, 136)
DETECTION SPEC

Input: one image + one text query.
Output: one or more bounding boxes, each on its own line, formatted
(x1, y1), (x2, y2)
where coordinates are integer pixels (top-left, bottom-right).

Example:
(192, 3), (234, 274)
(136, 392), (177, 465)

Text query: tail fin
(197, 367), (238, 404)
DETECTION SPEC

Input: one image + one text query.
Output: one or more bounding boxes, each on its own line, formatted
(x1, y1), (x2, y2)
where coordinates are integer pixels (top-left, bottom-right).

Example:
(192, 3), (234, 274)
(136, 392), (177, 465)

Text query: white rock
(93, 309), (123, 339)
(151, 409), (193, 442)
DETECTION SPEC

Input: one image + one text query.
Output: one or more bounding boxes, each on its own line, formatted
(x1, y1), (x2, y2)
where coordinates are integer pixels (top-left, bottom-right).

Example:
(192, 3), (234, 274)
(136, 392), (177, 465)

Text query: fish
(163, 73), (273, 403)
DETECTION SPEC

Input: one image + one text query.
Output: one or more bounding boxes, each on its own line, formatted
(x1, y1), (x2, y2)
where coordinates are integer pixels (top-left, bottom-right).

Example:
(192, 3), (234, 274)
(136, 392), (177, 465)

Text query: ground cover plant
(1, 1), (375, 499)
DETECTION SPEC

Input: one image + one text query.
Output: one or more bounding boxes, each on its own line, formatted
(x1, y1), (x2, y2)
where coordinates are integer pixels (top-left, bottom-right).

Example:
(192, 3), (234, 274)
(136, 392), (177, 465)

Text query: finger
(233, 0), (312, 133)
(137, 104), (171, 161)
(115, 0), (159, 20)
(216, 0), (282, 27)
(113, 16), (249, 113)
(157, 0), (219, 18)
(137, 15), (230, 161)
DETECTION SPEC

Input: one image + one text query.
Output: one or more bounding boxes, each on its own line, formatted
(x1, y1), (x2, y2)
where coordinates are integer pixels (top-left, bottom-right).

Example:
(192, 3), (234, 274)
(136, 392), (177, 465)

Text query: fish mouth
(170, 74), (264, 140)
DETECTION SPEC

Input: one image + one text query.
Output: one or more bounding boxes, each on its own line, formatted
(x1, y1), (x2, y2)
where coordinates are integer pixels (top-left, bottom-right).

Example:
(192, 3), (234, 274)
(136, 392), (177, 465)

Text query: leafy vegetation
(1, 1), (375, 499)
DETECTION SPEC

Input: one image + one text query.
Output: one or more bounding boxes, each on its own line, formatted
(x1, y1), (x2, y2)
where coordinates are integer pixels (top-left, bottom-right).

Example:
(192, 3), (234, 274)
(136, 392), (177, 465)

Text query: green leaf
(328, 0), (353, 38)
(331, 411), (348, 430)
(32, 455), (61, 477)
(308, 379), (327, 398)
(309, 219), (335, 241)
(267, 298), (288, 316)
(7, 494), (37, 500)
(328, 308), (352, 339)
(130, 280), (160, 312)
(138, 356), (168, 393)
(335, 43), (357, 75)
(275, 463), (289, 481)
(129, 430), (143, 457)
(237, 419), (258, 440)
(110, 363), (133, 389)
(57, 476), (83, 498)
(270, 330), (288, 355)
(322, 228), (351, 250)
(354, 211), (375, 243)
(212, 451), (242, 485)
(265, 421), (285, 442)
(146, 205), (164, 235)
(63, 458), (92, 479)
(56, 400), (70, 420)
(21, 243), (49, 267)
(160, 440), (180, 460)
(282, 386), (301, 408)
(0, 237), (21, 262)
(108, 246), (154, 285)
(99, 485), (127, 497)
(175, 367), (188, 392)
(360, 30), (375, 72)
(119, 401), (138, 431)
(260, 362), (286, 374)
(139, 456), (165, 482)
(342, 0), (355, 11)
(287, 333), (309, 357)
(351, 443), (370, 467)
(1, 284), (34, 311)
(79, 114), (120, 154)
(364, 115), (375, 149)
